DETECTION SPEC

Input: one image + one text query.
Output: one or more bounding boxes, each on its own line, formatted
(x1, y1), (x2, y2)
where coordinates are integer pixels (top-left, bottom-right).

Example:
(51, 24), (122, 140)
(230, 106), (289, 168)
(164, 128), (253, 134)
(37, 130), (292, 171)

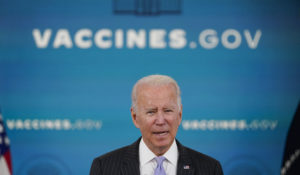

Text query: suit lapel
(121, 138), (141, 175)
(176, 140), (195, 175)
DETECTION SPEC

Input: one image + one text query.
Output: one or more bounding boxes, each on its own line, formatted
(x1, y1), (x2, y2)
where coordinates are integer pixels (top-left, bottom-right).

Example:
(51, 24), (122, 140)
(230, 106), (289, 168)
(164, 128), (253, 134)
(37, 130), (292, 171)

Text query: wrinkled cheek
(172, 128), (178, 137)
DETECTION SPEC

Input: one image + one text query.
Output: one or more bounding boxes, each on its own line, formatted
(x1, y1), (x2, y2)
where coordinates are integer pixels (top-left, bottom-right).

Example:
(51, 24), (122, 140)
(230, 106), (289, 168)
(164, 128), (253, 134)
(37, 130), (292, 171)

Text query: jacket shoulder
(95, 145), (130, 161)
(179, 145), (223, 175)
(185, 146), (220, 164)
(90, 145), (130, 175)
(90, 139), (140, 175)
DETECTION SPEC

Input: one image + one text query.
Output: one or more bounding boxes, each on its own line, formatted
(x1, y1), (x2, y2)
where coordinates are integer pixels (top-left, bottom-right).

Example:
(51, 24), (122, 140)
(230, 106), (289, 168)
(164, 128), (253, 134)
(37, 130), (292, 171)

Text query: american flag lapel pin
(183, 165), (190, 169)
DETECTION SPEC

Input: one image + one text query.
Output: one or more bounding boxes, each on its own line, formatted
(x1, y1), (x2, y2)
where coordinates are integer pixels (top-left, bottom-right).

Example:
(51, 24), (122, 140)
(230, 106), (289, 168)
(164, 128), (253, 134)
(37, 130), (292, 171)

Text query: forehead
(136, 84), (177, 106)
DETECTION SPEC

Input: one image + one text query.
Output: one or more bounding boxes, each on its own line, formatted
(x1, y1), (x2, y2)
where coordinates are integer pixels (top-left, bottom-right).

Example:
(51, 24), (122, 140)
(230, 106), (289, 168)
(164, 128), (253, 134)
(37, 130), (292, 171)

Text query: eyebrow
(145, 108), (157, 111)
(163, 106), (177, 109)
(144, 106), (177, 110)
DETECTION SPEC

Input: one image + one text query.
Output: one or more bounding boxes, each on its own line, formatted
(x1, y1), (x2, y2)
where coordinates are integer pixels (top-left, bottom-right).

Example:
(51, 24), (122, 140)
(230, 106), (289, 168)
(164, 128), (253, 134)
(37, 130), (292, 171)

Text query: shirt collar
(163, 139), (178, 166)
(139, 138), (178, 166)
(139, 138), (157, 167)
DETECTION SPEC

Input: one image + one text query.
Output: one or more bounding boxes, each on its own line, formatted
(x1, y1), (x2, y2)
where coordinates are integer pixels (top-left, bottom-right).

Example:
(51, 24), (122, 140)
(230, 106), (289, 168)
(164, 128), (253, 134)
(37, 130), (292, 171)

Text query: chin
(154, 139), (172, 149)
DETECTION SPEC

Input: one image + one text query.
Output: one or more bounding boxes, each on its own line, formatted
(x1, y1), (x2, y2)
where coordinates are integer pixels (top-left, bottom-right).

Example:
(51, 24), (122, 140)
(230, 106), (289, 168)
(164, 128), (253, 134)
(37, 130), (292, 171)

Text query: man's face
(131, 84), (182, 155)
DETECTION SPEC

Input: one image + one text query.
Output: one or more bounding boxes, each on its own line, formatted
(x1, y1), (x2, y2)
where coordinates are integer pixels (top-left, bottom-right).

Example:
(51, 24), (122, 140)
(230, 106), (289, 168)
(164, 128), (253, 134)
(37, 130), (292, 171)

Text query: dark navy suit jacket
(90, 138), (223, 175)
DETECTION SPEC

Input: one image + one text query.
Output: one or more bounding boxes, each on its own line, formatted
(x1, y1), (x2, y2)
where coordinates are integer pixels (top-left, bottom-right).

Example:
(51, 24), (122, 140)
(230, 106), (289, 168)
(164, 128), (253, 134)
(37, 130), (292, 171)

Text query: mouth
(153, 131), (169, 136)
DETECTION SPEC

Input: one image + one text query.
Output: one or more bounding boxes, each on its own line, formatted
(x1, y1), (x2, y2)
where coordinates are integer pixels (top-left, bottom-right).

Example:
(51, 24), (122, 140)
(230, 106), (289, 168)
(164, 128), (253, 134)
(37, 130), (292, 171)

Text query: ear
(131, 107), (140, 128)
(178, 104), (183, 125)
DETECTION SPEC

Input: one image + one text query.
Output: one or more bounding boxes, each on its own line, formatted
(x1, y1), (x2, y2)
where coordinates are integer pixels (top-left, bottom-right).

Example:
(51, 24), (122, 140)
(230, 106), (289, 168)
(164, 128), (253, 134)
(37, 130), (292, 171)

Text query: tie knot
(154, 156), (166, 175)
(155, 156), (166, 165)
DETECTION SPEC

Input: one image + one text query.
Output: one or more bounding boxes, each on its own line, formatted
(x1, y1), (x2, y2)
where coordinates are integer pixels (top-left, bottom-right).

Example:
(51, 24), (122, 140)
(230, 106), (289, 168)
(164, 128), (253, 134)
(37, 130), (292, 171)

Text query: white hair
(131, 74), (181, 112)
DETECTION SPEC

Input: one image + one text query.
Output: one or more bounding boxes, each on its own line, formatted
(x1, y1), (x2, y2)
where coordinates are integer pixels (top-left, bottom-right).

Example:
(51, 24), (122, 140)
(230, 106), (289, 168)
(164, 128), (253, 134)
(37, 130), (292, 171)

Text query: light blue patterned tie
(154, 156), (166, 175)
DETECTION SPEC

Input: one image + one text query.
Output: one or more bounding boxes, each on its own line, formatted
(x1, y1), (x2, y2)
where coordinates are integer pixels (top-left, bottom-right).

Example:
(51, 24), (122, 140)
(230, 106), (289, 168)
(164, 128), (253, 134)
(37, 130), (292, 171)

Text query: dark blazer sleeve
(214, 160), (223, 175)
(90, 158), (103, 175)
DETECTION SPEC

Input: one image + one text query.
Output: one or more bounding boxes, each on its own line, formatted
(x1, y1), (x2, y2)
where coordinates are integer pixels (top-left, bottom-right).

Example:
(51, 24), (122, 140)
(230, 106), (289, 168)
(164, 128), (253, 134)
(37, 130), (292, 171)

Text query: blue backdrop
(0, 0), (300, 174)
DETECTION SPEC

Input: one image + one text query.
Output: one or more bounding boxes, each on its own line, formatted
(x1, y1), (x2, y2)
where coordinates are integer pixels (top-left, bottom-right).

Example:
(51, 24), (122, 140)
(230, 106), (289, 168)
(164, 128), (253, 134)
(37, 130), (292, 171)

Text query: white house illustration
(114, 0), (181, 15)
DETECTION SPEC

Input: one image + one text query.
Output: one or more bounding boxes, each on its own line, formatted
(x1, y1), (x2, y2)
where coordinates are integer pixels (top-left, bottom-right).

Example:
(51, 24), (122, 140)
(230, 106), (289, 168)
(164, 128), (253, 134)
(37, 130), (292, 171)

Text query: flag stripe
(0, 109), (12, 175)
(0, 156), (11, 175)
(4, 151), (12, 174)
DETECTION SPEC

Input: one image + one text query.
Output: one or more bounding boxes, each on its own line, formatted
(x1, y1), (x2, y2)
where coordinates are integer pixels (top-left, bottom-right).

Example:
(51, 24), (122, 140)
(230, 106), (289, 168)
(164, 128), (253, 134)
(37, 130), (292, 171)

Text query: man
(90, 75), (223, 175)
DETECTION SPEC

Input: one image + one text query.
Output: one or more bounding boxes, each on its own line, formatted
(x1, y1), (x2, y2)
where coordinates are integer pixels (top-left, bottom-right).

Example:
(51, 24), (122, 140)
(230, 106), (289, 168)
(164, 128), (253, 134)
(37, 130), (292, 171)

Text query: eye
(164, 109), (173, 113)
(146, 110), (156, 115)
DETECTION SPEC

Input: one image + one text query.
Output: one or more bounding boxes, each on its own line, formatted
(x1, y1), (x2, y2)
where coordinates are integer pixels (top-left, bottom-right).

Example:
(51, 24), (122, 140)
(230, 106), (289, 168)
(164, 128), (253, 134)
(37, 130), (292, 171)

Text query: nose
(155, 110), (166, 125)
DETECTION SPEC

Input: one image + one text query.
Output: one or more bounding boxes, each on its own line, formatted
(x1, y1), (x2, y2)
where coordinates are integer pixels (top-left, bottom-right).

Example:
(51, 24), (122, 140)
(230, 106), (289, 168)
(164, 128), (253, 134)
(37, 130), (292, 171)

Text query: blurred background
(0, 0), (299, 174)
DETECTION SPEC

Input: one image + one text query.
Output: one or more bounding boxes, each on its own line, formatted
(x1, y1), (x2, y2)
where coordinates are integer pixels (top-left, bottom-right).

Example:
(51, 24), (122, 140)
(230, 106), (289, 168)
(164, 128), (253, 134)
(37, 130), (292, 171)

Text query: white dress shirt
(139, 138), (178, 175)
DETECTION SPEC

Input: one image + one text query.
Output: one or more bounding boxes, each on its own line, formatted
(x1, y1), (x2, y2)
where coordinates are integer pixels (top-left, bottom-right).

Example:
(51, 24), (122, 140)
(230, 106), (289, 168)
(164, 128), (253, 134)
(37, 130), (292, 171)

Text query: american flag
(0, 109), (12, 175)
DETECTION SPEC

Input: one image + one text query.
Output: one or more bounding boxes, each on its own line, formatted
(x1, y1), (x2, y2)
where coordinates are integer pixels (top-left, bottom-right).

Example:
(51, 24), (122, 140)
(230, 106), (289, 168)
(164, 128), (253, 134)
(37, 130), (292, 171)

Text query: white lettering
(6, 120), (15, 130)
(24, 119), (31, 130)
(32, 28), (261, 50)
(32, 119), (39, 130)
(149, 29), (166, 49)
(127, 29), (146, 49)
(33, 29), (52, 48)
(16, 119), (24, 129)
(169, 29), (186, 49)
(74, 29), (92, 49)
(199, 29), (219, 49)
(53, 29), (73, 48)
(94, 29), (112, 49)
(115, 29), (124, 48)
(244, 30), (262, 49)
(270, 120), (278, 130)
(221, 29), (241, 49)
